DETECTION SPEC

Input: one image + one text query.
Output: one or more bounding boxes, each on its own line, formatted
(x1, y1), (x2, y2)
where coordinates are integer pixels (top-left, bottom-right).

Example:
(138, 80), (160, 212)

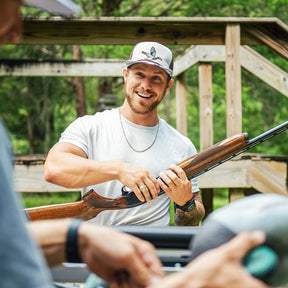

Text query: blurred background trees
(0, 0), (287, 155)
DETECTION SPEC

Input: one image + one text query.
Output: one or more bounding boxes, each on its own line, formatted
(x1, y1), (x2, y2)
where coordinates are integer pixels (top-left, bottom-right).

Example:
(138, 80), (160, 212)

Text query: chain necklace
(119, 109), (160, 153)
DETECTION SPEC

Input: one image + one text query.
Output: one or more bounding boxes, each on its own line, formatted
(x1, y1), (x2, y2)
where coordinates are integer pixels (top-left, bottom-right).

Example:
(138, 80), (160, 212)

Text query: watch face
(186, 199), (196, 212)
(177, 197), (196, 212)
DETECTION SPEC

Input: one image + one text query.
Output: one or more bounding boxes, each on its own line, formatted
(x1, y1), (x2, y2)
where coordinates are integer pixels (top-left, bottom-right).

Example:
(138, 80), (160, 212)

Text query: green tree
(0, 0), (287, 155)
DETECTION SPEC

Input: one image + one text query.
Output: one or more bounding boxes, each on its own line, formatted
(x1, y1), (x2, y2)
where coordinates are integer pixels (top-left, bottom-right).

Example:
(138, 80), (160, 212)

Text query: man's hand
(118, 162), (160, 202)
(28, 219), (163, 287)
(78, 223), (164, 287)
(158, 165), (192, 206)
(150, 231), (271, 288)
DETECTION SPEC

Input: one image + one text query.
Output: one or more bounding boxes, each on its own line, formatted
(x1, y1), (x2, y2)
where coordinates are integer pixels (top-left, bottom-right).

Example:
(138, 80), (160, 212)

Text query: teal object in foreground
(189, 194), (288, 286)
(244, 246), (278, 280)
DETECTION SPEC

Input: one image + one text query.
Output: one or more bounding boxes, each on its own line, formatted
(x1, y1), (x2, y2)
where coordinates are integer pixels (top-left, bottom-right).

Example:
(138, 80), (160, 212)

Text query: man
(44, 41), (205, 226)
(0, 1), (272, 288)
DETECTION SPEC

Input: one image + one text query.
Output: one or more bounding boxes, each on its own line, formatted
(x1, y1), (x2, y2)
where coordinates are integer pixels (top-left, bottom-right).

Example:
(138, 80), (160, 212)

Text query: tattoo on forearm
(174, 202), (205, 226)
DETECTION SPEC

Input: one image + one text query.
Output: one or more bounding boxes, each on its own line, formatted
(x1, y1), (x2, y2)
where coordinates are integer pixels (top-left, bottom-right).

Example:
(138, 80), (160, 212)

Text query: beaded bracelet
(65, 218), (83, 263)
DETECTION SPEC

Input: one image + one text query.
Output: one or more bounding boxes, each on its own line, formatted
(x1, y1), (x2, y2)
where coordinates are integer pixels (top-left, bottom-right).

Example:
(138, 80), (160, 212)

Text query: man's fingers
(145, 178), (159, 200)
(128, 254), (162, 286)
(169, 165), (187, 180)
(134, 186), (145, 202)
(123, 241), (163, 287)
(137, 242), (163, 277)
(222, 231), (266, 260)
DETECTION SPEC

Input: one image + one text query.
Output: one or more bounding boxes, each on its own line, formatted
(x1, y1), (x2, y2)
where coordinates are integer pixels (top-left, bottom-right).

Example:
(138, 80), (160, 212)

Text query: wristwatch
(175, 196), (196, 212)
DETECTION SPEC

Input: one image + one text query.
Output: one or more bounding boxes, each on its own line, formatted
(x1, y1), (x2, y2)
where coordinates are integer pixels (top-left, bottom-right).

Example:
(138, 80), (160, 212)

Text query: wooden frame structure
(2, 17), (288, 215)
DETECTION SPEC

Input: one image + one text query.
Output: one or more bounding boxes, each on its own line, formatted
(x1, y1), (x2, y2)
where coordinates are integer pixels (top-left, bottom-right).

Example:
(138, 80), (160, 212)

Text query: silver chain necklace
(119, 109), (160, 153)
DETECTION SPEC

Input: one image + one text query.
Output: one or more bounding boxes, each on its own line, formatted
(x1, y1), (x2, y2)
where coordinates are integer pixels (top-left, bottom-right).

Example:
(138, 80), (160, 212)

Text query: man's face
(123, 63), (173, 115)
(0, 0), (22, 47)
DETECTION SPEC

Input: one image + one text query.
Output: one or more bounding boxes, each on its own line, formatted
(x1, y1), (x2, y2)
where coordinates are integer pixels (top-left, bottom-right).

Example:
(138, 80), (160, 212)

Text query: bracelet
(175, 196), (196, 212)
(65, 219), (83, 263)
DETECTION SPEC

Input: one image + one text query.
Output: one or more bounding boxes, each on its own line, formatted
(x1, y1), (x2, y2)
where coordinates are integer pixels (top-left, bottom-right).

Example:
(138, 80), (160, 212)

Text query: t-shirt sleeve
(58, 116), (89, 156)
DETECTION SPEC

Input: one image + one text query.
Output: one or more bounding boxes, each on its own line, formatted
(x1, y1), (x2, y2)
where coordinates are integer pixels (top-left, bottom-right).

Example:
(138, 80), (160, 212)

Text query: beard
(124, 85), (165, 115)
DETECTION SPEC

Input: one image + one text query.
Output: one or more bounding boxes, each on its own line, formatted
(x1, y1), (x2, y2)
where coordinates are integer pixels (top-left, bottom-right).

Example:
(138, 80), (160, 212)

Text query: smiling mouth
(137, 92), (152, 99)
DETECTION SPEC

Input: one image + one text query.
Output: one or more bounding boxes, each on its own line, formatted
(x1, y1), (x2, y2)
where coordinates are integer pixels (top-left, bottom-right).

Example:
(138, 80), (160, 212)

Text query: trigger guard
(121, 186), (131, 196)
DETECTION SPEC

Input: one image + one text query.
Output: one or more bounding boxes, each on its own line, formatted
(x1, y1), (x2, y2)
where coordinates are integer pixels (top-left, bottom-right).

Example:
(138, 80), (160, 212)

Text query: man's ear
(123, 68), (128, 82)
(166, 78), (174, 92)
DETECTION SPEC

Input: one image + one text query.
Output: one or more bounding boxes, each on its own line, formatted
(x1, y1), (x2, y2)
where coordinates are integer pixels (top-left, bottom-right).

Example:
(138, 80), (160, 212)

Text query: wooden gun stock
(25, 121), (288, 221)
(25, 189), (135, 221)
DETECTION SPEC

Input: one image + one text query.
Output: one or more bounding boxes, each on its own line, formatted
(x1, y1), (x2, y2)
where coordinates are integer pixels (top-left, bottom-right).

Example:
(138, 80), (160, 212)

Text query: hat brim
(126, 60), (173, 77)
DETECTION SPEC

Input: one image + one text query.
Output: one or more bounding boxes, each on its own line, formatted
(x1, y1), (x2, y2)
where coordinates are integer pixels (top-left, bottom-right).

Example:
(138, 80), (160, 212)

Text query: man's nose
(140, 78), (152, 90)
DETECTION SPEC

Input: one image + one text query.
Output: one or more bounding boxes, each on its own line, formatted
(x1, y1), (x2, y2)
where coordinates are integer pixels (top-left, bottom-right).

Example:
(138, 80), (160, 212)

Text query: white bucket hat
(126, 42), (173, 77)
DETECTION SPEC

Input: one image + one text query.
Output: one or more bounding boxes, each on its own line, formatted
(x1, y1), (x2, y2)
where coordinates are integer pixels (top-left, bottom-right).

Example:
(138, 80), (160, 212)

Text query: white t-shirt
(59, 108), (199, 226)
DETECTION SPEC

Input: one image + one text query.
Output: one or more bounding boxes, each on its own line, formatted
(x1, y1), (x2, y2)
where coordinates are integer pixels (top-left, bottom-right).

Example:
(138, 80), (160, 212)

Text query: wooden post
(199, 62), (214, 217)
(225, 24), (242, 136)
(176, 72), (187, 136)
(199, 63), (213, 151)
(229, 188), (244, 202)
(225, 24), (243, 201)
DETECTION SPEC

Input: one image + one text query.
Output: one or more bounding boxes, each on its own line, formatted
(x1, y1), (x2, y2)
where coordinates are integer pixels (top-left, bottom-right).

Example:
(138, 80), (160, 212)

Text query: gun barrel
(247, 121), (288, 150)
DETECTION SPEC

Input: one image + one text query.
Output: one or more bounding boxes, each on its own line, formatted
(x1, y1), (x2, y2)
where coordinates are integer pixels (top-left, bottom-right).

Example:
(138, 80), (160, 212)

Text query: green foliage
(21, 191), (80, 208)
(0, 0), (287, 156)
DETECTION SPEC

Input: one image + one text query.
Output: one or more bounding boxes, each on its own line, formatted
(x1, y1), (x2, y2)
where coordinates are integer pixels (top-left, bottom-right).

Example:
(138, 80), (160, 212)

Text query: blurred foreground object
(190, 193), (288, 286)
(24, 0), (83, 16)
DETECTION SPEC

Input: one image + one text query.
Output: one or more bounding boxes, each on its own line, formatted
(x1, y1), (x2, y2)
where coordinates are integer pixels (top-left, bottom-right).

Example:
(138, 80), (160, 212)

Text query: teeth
(137, 92), (151, 98)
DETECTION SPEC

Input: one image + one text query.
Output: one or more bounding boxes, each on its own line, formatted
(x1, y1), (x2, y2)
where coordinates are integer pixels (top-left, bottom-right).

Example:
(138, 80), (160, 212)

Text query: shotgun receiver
(25, 121), (288, 221)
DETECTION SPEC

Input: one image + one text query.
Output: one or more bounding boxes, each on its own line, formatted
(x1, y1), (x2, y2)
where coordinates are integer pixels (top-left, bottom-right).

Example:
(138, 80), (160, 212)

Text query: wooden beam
(174, 46), (198, 76)
(249, 160), (288, 195)
(245, 22), (288, 60)
(15, 17), (288, 46)
(173, 45), (225, 76)
(14, 164), (80, 192)
(240, 46), (288, 98)
(197, 157), (288, 195)
(175, 45), (288, 98)
(199, 62), (213, 151)
(175, 73), (187, 136)
(1, 46), (287, 101)
(0, 59), (124, 77)
(225, 24), (242, 137)
(199, 62), (214, 216)
(21, 17), (227, 45)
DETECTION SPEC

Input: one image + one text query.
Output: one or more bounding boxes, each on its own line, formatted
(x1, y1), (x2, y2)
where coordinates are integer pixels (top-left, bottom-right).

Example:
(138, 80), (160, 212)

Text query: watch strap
(175, 196), (196, 212)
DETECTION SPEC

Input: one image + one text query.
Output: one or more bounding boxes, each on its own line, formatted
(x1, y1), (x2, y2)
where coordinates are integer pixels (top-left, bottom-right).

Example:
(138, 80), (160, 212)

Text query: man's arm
(44, 142), (159, 201)
(44, 142), (122, 188)
(27, 219), (163, 287)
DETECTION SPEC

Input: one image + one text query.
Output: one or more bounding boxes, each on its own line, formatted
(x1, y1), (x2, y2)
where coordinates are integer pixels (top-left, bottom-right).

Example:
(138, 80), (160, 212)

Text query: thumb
(223, 230), (266, 260)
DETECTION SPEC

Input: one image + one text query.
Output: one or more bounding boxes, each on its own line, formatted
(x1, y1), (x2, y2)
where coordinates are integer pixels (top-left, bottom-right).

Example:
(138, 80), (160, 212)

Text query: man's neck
(119, 105), (159, 127)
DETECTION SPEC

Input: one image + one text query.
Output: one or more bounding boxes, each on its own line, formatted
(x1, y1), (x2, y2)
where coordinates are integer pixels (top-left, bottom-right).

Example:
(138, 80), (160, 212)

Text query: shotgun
(25, 121), (288, 221)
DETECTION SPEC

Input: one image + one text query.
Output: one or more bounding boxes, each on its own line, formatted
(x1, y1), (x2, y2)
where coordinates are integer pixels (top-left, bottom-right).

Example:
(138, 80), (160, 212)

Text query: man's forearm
(174, 195), (205, 226)
(27, 219), (71, 267)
